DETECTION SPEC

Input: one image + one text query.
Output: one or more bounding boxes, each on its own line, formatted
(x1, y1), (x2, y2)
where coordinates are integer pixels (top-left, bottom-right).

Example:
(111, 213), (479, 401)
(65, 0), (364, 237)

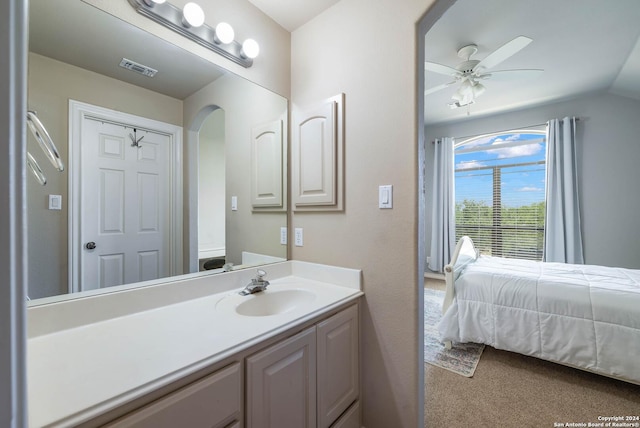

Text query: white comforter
(439, 256), (640, 383)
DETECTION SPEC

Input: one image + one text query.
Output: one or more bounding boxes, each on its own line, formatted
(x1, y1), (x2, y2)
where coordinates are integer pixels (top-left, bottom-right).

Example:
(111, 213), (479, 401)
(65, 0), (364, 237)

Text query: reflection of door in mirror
(80, 121), (171, 290)
(198, 109), (226, 271)
(68, 101), (183, 294)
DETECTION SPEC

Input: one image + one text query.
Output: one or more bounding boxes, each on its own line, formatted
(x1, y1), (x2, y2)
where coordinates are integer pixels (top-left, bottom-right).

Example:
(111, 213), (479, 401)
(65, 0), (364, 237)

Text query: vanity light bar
(127, 0), (255, 68)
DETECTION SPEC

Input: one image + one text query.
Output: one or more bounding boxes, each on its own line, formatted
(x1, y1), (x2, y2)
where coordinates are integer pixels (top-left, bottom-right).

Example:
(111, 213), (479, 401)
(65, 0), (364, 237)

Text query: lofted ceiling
(246, 0), (341, 32)
(423, 0), (640, 125)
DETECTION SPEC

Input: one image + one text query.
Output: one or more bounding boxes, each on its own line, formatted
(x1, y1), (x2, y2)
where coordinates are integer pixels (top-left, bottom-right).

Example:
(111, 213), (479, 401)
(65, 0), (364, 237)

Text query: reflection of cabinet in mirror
(250, 120), (284, 210)
(292, 93), (344, 211)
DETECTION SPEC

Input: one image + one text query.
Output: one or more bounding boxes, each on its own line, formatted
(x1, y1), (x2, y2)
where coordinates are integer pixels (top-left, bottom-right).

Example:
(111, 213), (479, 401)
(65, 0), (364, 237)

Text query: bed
(438, 236), (640, 384)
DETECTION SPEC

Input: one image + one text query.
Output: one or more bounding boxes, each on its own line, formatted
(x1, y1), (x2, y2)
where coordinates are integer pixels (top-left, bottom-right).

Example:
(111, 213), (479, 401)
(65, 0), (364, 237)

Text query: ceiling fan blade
(425, 61), (459, 77)
(473, 36), (533, 72)
(424, 80), (456, 95)
(481, 69), (544, 81)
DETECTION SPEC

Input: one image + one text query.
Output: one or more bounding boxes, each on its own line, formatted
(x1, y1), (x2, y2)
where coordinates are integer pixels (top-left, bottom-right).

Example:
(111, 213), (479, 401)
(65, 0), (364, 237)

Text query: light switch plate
(280, 227), (287, 245)
(379, 185), (393, 209)
(231, 196), (238, 211)
(48, 194), (62, 210)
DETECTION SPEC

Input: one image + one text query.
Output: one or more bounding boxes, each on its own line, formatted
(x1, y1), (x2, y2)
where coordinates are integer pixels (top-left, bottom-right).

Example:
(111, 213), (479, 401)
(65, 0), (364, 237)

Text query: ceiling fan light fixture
(472, 82), (486, 98)
(424, 35), (541, 112)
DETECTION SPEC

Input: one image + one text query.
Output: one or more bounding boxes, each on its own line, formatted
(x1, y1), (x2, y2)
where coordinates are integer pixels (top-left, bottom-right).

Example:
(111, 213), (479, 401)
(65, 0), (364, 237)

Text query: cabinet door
(330, 401), (360, 428)
(292, 94), (344, 211)
(246, 327), (317, 428)
(105, 363), (241, 428)
(317, 305), (359, 428)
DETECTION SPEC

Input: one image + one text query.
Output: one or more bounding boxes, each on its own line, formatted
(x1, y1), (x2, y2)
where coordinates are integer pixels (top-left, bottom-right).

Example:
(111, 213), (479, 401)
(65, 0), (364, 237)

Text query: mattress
(438, 256), (640, 383)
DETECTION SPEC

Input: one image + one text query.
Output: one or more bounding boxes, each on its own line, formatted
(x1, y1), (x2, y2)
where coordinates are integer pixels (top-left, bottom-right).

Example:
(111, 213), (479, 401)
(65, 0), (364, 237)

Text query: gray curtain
(544, 117), (584, 264)
(429, 137), (455, 272)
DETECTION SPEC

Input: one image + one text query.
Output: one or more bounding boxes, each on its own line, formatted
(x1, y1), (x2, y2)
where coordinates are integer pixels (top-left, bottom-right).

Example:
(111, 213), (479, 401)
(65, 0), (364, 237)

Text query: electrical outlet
(294, 228), (303, 246)
(280, 227), (287, 245)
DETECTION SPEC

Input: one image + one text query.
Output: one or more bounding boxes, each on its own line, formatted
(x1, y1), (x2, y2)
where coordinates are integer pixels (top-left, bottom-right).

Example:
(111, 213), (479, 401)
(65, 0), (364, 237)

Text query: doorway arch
(186, 104), (225, 273)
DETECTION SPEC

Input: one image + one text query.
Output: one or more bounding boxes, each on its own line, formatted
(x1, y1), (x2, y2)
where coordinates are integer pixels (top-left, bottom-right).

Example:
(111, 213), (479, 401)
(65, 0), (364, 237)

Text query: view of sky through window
(455, 131), (546, 208)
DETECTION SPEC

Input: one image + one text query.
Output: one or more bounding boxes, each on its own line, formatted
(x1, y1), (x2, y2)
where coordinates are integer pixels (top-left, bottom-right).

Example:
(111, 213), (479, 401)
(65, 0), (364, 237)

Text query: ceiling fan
(425, 36), (543, 109)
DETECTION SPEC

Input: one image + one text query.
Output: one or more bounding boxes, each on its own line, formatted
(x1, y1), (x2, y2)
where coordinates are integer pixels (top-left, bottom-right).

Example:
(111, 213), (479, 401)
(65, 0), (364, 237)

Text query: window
(454, 129), (546, 261)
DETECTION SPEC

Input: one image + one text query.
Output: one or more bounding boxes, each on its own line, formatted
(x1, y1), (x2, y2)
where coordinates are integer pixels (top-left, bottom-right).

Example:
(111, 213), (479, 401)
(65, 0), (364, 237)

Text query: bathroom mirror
(27, 0), (288, 301)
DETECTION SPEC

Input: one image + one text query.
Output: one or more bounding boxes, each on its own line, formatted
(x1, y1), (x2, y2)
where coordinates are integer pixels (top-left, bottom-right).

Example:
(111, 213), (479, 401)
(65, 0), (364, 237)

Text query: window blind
(454, 131), (546, 261)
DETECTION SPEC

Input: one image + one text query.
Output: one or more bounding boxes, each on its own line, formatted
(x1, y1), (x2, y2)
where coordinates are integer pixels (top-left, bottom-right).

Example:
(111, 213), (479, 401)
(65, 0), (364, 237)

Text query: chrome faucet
(239, 269), (270, 295)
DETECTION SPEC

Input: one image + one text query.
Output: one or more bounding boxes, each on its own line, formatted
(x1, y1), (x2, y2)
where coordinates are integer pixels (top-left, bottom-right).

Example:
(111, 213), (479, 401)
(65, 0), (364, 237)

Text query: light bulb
(241, 39), (260, 59)
(143, 0), (166, 6)
(151, 0), (166, 3)
(214, 22), (235, 44)
(182, 2), (205, 28)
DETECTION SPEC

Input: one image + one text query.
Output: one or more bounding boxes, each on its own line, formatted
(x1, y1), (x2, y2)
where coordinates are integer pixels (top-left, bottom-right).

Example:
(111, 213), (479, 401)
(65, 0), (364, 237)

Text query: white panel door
(81, 119), (170, 290)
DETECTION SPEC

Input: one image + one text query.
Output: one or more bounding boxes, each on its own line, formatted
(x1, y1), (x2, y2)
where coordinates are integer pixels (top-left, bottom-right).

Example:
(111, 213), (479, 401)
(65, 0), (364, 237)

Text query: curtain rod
(431, 117), (580, 144)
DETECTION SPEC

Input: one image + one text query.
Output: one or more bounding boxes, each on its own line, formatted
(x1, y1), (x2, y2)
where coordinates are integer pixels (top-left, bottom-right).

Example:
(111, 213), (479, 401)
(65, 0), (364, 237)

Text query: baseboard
(424, 271), (445, 280)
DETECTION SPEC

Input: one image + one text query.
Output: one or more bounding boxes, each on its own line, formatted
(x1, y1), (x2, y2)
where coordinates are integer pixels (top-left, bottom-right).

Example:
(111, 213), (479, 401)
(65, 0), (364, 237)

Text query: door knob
(85, 241), (96, 250)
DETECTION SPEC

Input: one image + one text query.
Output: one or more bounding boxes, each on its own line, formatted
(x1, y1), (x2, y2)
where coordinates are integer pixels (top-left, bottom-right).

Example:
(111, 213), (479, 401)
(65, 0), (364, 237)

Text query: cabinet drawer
(105, 362), (241, 428)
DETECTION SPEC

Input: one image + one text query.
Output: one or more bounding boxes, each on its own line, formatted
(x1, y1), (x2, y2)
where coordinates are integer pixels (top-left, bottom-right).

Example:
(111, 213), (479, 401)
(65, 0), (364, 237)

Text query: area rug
(424, 288), (484, 377)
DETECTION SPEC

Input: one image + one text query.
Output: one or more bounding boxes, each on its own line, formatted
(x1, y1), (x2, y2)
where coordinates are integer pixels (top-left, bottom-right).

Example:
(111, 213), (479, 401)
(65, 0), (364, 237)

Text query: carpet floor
(425, 345), (640, 427)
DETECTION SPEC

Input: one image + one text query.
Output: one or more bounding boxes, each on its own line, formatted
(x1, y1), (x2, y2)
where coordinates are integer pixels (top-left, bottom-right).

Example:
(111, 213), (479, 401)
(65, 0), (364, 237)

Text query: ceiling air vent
(119, 58), (158, 77)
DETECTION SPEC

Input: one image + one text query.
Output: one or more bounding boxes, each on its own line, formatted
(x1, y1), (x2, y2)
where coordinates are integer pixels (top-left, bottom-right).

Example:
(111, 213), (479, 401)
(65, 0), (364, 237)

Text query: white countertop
(27, 261), (362, 427)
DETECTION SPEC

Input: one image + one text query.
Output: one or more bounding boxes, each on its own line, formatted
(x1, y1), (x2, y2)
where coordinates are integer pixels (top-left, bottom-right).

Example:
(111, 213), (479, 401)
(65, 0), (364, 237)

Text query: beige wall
(27, 52), (183, 299)
(291, 0), (434, 426)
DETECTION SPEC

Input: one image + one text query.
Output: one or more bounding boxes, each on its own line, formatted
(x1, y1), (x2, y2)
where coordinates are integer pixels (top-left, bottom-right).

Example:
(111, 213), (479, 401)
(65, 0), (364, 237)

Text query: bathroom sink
(217, 289), (317, 317)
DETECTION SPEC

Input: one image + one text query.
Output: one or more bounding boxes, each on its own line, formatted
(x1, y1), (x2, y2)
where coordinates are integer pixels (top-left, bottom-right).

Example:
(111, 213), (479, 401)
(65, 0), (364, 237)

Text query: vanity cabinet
(105, 362), (241, 428)
(100, 303), (359, 428)
(246, 304), (359, 428)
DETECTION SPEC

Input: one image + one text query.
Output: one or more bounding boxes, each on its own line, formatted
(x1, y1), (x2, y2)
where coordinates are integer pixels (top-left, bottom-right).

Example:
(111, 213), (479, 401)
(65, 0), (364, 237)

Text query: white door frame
(68, 100), (183, 293)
